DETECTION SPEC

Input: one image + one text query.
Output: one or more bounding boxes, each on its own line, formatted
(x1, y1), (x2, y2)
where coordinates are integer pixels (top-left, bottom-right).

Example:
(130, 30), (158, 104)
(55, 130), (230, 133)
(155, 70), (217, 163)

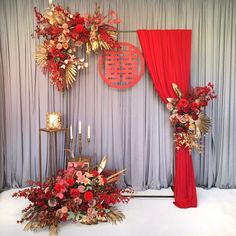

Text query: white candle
(88, 125), (90, 139)
(70, 125), (73, 140)
(48, 0), (53, 5)
(79, 120), (82, 134)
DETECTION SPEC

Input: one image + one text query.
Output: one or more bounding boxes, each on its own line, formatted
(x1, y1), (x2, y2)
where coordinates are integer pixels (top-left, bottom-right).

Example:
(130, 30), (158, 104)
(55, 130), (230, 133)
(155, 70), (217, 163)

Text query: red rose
(177, 98), (189, 110)
(66, 177), (75, 186)
(75, 24), (84, 33)
(84, 191), (93, 201)
(54, 183), (64, 193)
(70, 188), (80, 199)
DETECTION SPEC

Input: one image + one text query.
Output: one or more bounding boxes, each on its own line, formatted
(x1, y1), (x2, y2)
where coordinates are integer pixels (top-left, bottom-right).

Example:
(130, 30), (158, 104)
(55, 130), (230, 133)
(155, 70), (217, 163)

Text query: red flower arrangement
(33, 4), (120, 91)
(167, 83), (217, 152)
(12, 165), (132, 236)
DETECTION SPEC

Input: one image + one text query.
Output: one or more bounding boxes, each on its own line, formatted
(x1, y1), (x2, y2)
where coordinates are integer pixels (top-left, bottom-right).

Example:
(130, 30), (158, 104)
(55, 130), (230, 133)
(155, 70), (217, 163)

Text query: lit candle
(70, 125), (73, 140)
(79, 120), (82, 134)
(88, 125), (90, 139)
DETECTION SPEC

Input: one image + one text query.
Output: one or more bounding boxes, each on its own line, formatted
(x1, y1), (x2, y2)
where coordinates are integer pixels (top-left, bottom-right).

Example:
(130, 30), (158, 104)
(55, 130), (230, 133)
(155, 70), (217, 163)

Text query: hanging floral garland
(166, 83), (217, 152)
(33, 4), (120, 91)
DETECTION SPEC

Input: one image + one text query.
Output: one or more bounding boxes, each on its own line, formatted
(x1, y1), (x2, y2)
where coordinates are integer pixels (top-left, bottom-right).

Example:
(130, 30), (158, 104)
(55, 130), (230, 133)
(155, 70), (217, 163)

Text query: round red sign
(98, 42), (145, 89)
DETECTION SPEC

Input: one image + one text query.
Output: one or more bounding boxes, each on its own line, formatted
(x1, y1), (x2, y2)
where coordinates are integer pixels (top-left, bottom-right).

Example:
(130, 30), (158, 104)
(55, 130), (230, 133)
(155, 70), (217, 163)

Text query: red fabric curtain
(137, 30), (197, 208)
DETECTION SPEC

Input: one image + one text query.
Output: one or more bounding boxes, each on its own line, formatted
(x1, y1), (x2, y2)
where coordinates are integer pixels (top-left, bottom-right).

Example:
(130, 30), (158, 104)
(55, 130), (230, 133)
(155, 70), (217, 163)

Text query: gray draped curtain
(0, 0), (235, 190)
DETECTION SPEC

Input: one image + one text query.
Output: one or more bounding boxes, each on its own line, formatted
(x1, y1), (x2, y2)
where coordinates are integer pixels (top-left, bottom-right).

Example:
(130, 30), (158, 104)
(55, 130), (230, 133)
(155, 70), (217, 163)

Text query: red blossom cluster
(167, 83), (217, 151)
(12, 166), (131, 233)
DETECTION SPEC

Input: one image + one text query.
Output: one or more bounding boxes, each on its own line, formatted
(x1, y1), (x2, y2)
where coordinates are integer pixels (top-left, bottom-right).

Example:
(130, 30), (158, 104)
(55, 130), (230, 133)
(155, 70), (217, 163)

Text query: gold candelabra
(78, 133), (90, 160)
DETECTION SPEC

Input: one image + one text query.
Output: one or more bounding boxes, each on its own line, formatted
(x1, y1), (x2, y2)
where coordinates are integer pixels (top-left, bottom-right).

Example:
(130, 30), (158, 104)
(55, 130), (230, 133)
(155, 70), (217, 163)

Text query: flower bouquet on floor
(12, 157), (132, 236)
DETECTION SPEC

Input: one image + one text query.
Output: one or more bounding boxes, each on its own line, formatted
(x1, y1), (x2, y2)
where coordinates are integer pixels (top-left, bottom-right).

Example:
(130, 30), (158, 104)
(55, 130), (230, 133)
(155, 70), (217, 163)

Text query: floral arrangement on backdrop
(33, 4), (120, 91)
(167, 83), (217, 152)
(13, 159), (132, 236)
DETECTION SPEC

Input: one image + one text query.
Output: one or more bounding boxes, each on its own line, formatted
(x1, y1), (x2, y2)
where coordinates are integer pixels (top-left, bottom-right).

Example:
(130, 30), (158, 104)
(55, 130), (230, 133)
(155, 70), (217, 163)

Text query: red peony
(54, 183), (65, 193)
(190, 102), (199, 110)
(70, 188), (80, 199)
(75, 24), (84, 33)
(177, 98), (189, 110)
(66, 177), (75, 186)
(84, 191), (93, 201)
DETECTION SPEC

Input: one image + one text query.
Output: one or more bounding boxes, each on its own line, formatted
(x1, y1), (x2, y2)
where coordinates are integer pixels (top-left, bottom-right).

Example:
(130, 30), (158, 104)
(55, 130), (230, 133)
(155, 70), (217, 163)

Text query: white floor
(0, 188), (236, 236)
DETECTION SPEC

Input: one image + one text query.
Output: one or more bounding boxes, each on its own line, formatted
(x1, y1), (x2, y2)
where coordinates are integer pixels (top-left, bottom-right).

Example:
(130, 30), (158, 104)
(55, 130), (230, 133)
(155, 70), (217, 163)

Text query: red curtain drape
(137, 30), (197, 208)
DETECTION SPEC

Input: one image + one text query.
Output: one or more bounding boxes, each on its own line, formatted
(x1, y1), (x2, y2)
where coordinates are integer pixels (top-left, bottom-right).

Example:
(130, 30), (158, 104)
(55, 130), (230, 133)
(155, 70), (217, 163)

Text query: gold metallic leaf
(97, 156), (108, 174)
(65, 63), (77, 88)
(195, 113), (211, 136)
(107, 169), (125, 183)
(172, 83), (182, 98)
(105, 207), (125, 224)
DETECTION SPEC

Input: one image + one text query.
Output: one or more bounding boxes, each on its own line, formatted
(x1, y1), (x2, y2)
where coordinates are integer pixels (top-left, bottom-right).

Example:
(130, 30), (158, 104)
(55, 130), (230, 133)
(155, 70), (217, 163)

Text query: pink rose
(167, 103), (173, 110)
(78, 185), (85, 193)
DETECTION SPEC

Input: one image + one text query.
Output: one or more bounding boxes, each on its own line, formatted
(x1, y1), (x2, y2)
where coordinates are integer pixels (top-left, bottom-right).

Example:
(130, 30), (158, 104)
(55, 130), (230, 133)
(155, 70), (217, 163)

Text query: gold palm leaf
(172, 83), (182, 98)
(65, 63), (77, 88)
(195, 113), (211, 136)
(105, 206), (125, 224)
(35, 45), (48, 67)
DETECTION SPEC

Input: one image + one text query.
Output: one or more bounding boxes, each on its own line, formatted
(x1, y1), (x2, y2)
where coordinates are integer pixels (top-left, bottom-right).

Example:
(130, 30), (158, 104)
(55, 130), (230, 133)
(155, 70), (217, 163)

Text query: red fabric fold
(174, 147), (197, 208)
(137, 29), (197, 208)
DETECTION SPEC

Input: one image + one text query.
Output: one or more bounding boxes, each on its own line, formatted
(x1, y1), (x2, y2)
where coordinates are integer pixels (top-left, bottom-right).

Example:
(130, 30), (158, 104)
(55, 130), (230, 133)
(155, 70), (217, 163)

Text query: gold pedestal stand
(39, 128), (69, 182)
